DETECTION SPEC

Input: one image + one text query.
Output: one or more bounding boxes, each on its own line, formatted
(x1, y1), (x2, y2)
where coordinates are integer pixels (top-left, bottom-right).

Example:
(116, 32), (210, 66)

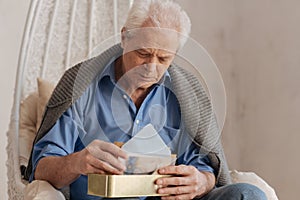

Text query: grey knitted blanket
(25, 44), (231, 186)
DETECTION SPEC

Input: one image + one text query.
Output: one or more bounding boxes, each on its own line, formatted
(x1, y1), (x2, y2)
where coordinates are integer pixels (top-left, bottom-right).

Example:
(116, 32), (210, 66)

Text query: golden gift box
(88, 174), (171, 198)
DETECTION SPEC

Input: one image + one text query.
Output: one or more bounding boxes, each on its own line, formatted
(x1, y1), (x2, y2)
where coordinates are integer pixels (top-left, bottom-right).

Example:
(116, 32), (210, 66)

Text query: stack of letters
(88, 124), (175, 197)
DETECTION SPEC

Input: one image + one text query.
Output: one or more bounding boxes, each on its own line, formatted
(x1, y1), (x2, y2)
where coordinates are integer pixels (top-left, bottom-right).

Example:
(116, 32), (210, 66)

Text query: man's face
(119, 27), (179, 90)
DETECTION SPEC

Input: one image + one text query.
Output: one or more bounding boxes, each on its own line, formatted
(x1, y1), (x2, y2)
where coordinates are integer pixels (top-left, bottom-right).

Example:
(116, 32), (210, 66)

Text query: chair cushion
(230, 170), (278, 200)
(36, 78), (55, 130)
(19, 78), (55, 166)
(19, 92), (38, 167)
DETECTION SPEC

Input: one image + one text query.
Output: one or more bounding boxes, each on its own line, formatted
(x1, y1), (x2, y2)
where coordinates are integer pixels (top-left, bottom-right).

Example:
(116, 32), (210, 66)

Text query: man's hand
(35, 140), (128, 189)
(155, 165), (216, 200)
(72, 140), (128, 175)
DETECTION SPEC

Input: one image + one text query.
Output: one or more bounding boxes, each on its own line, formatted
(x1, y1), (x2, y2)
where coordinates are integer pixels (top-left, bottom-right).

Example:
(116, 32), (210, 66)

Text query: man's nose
(143, 56), (158, 71)
(145, 62), (156, 72)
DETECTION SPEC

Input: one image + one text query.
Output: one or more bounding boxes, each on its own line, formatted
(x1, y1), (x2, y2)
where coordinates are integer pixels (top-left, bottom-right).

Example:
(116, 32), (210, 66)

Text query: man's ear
(121, 27), (126, 48)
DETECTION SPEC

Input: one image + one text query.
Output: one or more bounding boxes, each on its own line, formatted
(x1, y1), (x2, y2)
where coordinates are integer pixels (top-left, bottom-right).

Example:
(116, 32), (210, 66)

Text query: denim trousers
(198, 183), (267, 200)
(142, 183), (267, 200)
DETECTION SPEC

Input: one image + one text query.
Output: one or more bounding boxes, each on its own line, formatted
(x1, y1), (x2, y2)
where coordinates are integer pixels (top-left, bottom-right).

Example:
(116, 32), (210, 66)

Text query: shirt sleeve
(176, 131), (215, 175)
(29, 104), (85, 182)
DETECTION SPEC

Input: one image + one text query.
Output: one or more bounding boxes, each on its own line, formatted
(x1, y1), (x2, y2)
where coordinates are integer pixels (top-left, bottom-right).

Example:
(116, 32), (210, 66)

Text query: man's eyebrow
(160, 51), (176, 57)
(159, 55), (173, 59)
(133, 47), (148, 52)
(135, 47), (175, 56)
(133, 45), (146, 49)
(137, 48), (148, 52)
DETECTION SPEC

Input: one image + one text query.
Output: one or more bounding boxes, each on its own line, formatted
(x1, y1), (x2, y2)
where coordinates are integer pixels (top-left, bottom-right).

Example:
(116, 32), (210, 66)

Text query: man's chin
(137, 82), (156, 90)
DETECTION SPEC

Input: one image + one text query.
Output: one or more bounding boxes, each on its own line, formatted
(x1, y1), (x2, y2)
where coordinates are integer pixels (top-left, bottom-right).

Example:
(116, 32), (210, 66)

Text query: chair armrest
(24, 180), (66, 200)
(230, 170), (278, 200)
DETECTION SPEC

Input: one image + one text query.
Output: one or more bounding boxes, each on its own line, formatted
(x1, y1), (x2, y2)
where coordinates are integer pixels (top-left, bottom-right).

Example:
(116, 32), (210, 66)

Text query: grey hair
(123, 0), (191, 49)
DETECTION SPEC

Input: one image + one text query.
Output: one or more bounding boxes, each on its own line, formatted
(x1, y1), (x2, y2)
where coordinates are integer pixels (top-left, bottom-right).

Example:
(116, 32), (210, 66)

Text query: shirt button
(123, 95), (127, 99)
(136, 120), (140, 124)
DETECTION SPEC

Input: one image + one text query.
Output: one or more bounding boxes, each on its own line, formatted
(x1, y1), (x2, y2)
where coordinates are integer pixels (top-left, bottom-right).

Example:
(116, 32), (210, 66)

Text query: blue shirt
(30, 56), (214, 200)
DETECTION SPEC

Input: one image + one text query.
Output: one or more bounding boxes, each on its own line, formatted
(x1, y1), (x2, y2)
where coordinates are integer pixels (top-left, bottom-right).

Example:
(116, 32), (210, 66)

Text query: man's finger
(156, 176), (190, 187)
(96, 151), (126, 171)
(100, 141), (128, 159)
(158, 165), (194, 176)
(158, 185), (192, 195)
(161, 193), (196, 200)
(89, 156), (124, 175)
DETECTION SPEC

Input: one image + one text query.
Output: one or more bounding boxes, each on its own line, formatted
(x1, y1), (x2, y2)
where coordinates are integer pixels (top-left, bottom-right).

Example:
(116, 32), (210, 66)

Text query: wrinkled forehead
(122, 27), (180, 54)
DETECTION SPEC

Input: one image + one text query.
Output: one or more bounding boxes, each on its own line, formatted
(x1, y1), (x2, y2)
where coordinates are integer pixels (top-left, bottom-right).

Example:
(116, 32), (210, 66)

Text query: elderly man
(25, 0), (266, 199)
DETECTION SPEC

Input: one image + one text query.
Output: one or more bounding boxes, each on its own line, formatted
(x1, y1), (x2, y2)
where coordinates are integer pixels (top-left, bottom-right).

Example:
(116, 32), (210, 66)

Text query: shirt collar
(99, 55), (118, 84)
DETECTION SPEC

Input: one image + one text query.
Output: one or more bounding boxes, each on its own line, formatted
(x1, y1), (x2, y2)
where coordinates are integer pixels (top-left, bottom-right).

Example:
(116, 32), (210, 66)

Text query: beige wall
(0, 0), (30, 198)
(233, 1), (300, 199)
(178, 0), (300, 199)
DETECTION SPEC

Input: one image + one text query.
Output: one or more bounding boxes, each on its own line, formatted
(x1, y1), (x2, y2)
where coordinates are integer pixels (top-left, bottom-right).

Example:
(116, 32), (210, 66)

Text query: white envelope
(121, 124), (174, 174)
(121, 124), (171, 156)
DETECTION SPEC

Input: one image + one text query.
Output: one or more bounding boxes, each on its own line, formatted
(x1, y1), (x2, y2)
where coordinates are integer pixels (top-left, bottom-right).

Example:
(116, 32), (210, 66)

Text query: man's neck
(114, 57), (152, 109)
(131, 87), (152, 109)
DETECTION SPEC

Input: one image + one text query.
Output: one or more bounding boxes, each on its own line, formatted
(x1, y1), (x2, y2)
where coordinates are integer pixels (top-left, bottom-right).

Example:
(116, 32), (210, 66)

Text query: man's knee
(225, 183), (267, 200)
